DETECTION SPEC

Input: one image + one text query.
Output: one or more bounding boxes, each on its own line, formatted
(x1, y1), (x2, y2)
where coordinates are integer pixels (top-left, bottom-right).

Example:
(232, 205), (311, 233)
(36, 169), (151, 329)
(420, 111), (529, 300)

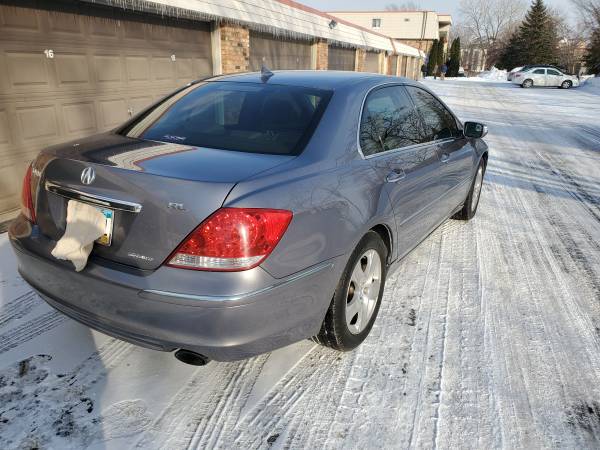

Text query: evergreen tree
(427, 39), (439, 75)
(447, 37), (461, 76)
(498, 31), (525, 69)
(516, 0), (558, 65)
(586, 27), (600, 75)
(436, 39), (445, 69)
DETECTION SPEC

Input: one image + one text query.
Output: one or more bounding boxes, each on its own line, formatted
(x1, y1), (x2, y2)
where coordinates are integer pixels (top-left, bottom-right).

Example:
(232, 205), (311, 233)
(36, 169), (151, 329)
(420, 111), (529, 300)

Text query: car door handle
(440, 153), (450, 163)
(386, 169), (406, 183)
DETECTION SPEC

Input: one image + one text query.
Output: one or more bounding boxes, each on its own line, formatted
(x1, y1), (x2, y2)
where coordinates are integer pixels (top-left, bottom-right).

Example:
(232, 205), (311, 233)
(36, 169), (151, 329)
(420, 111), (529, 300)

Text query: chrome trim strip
(45, 181), (142, 213)
(141, 261), (334, 303)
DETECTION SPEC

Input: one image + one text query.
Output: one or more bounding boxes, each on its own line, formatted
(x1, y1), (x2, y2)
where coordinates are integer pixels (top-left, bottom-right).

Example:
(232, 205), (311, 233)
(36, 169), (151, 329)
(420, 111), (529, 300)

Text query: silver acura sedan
(10, 71), (488, 364)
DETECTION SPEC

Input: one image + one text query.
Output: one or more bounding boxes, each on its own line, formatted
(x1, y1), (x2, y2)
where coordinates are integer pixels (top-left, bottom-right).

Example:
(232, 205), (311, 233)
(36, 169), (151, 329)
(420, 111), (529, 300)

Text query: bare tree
(568, 0), (600, 30)
(458, 0), (527, 49)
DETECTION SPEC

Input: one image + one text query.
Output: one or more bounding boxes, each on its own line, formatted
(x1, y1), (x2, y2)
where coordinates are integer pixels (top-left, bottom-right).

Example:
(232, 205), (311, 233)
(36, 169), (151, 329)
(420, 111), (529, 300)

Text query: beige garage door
(328, 46), (355, 71)
(364, 51), (380, 73)
(0, 4), (212, 217)
(249, 32), (312, 71)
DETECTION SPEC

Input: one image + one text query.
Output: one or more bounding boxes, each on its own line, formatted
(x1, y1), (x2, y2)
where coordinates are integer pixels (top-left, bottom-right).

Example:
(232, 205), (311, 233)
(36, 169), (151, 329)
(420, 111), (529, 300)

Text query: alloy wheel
(471, 165), (484, 211)
(345, 249), (382, 335)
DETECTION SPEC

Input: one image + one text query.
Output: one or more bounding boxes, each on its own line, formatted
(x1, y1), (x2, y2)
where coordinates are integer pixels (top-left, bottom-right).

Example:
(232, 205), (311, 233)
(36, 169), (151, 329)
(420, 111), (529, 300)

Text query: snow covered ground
(2, 79), (600, 449)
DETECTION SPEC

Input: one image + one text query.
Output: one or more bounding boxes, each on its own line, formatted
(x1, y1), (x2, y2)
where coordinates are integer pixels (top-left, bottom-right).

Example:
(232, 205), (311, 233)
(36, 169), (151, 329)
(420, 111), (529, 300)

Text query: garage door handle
(440, 153), (450, 163)
(386, 169), (406, 183)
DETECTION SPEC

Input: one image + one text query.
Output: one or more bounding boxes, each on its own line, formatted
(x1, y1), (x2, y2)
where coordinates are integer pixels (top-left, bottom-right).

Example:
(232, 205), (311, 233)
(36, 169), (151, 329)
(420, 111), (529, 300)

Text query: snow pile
(477, 67), (508, 81)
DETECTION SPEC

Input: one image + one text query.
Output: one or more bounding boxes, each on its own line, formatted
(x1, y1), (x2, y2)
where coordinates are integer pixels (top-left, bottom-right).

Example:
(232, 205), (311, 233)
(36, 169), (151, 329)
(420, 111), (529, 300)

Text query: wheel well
(370, 224), (392, 263)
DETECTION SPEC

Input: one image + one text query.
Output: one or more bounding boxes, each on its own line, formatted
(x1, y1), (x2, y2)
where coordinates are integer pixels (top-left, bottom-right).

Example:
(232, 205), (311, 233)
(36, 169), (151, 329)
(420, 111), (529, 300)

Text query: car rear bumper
(9, 216), (344, 361)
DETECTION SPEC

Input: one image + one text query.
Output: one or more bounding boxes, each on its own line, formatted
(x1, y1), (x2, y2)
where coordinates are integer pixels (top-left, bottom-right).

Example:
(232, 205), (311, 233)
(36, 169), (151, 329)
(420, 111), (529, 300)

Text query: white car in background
(511, 66), (579, 89)
(507, 66), (524, 81)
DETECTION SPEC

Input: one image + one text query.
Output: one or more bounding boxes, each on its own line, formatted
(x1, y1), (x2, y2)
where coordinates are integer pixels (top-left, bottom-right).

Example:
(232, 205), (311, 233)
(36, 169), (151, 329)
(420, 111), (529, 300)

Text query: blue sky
(301, 0), (573, 25)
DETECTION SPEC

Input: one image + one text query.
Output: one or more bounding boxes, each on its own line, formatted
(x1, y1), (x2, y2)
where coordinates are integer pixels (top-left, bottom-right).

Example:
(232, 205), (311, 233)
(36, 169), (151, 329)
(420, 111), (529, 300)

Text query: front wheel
(561, 80), (572, 89)
(453, 159), (486, 221)
(312, 231), (387, 351)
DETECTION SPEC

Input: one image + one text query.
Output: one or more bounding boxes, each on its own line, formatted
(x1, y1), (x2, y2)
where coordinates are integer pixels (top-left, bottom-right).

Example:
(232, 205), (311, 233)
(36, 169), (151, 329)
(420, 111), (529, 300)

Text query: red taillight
(20, 164), (35, 223)
(167, 208), (293, 271)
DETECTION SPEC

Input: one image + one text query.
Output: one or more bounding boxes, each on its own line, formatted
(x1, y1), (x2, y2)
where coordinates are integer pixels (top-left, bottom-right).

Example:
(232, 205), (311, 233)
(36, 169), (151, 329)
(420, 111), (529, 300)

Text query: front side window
(547, 69), (561, 76)
(359, 86), (423, 156)
(372, 18), (382, 28)
(122, 82), (332, 156)
(533, 69), (546, 74)
(405, 86), (459, 142)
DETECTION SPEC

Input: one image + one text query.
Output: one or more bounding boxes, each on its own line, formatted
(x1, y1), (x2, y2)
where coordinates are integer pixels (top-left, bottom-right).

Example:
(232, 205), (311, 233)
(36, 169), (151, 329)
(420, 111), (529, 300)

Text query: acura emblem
(81, 167), (96, 185)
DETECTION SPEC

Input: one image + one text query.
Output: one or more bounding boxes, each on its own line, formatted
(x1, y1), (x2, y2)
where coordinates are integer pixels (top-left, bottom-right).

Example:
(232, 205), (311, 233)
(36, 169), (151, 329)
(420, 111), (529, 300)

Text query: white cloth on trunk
(51, 200), (105, 272)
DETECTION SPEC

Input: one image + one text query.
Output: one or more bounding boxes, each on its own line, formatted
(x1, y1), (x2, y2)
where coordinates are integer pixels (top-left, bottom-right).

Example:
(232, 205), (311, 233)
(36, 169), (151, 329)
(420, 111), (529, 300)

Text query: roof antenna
(260, 64), (274, 83)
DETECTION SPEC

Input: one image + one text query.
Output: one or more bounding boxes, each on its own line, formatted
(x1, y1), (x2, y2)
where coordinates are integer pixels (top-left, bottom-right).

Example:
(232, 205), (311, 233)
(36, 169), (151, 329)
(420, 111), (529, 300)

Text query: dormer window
(372, 18), (381, 28)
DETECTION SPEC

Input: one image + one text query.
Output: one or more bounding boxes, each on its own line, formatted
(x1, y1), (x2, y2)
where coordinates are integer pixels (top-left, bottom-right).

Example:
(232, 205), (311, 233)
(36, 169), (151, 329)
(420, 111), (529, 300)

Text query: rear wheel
(453, 159), (486, 221)
(561, 80), (572, 89)
(522, 79), (533, 88)
(312, 231), (387, 351)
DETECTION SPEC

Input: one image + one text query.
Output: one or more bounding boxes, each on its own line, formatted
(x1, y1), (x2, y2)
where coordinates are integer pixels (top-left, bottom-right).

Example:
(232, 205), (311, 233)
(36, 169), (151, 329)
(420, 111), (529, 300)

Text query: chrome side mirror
(463, 121), (488, 138)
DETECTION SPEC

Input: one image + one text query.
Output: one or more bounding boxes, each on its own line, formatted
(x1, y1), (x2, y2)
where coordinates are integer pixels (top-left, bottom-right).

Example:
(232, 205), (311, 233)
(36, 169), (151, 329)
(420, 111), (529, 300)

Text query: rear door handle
(440, 153), (450, 163)
(386, 169), (406, 183)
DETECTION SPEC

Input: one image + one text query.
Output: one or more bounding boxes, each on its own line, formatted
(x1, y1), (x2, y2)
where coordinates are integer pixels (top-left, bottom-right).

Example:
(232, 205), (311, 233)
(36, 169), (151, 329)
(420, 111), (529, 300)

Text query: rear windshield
(122, 81), (332, 156)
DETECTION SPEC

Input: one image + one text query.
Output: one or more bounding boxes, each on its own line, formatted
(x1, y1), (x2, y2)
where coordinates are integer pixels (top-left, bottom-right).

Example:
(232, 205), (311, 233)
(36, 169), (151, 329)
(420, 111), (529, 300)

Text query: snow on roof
(83, 0), (396, 52)
(392, 40), (423, 57)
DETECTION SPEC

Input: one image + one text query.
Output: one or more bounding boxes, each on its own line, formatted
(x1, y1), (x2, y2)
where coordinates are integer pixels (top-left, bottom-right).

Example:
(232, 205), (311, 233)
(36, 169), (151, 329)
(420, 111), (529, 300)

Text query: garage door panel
(126, 56), (150, 82)
(129, 96), (153, 116)
(5, 51), (50, 89)
(17, 105), (58, 141)
(55, 53), (91, 86)
(152, 56), (175, 81)
(176, 57), (193, 80)
(94, 55), (122, 84)
(62, 102), (97, 135)
(47, 12), (83, 35)
(194, 57), (212, 78)
(123, 21), (146, 40)
(1, 6), (38, 30)
(88, 19), (118, 38)
(0, 109), (11, 146)
(99, 99), (129, 128)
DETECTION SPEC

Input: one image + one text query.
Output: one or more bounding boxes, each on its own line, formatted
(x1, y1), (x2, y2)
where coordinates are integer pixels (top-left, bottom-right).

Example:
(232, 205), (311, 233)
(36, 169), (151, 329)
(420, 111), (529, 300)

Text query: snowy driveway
(2, 80), (600, 449)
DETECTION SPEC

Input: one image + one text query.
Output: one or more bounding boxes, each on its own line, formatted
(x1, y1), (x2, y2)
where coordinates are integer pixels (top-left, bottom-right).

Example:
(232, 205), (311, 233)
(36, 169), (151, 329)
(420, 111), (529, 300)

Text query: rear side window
(123, 82), (331, 155)
(359, 86), (424, 156)
(533, 69), (546, 74)
(405, 86), (459, 142)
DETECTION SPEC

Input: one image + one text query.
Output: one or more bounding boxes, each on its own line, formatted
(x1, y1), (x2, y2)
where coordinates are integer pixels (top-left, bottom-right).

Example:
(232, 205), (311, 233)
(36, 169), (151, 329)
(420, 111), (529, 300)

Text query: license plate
(96, 207), (114, 246)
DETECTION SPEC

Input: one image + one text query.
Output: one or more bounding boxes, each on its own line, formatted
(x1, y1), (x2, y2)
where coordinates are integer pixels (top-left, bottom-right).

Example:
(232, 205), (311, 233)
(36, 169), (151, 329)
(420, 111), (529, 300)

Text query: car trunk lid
(33, 133), (293, 270)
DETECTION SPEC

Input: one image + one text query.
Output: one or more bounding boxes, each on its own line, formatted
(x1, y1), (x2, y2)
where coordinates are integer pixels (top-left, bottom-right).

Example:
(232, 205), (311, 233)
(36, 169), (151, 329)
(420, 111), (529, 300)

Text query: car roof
(206, 70), (418, 90)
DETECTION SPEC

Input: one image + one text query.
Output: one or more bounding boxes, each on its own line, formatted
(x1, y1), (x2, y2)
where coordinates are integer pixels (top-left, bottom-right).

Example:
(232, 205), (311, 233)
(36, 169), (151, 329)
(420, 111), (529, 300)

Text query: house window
(372, 18), (381, 28)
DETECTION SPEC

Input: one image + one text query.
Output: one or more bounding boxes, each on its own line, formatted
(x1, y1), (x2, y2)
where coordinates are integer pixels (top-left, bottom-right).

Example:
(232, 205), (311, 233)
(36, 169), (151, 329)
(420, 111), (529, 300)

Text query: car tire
(452, 158), (486, 221)
(522, 79), (533, 88)
(312, 231), (388, 351)
(561, 80), (572, 89)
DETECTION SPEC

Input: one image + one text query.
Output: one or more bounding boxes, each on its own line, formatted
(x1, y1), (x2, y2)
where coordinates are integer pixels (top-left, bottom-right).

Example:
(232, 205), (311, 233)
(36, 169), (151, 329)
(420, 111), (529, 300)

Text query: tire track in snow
(0, 311), (66, 354)
(0, 290), (40, 329)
